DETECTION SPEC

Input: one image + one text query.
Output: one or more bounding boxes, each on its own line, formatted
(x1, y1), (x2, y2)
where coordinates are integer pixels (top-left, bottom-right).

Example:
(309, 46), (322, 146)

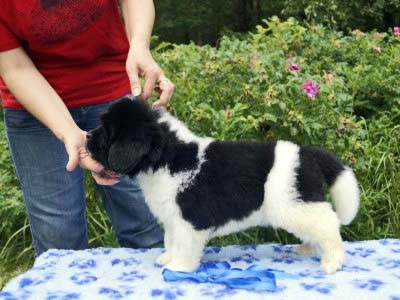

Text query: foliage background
(1, 1), (400, 289)
(153, 0), (400, 45)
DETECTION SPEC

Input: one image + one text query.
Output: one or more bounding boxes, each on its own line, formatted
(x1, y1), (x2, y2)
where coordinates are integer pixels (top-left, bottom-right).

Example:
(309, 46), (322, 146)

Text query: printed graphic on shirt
(31, 0), (107, 44)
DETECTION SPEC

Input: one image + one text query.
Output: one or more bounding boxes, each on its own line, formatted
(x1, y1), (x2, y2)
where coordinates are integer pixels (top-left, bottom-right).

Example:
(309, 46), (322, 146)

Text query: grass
(0, 222), (34, 289)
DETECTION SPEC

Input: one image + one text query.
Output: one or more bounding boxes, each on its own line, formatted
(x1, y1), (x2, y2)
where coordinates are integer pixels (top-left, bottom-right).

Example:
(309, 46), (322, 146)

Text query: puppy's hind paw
(156, 252), (171, 266)
(293, 243), (317, 256)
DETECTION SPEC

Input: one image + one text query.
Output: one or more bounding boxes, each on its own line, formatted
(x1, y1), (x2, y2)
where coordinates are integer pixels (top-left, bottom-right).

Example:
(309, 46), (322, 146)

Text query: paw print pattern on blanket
(272, 256), (302, 264)
(341, 265), (370, 272)
(70, 272), (98, 285)
(203, 247), (222, 255)
(46, 291), (80, 299)
(19, 272), (55, 288)
(1, 240), (400, 300)
(87, 248), (113, 256)
(111, 257), (141, 267)
(43, 249), (74, 259)
(298, 269), (327, 279)
(118, 271), (146, 282)
(347, 247), (376, 258)
(99, 286), (135, 299)
(151, 287), (184, 300)
(230, 253), (259, 264)
(352, 278), (384, 291)
(301, 282), (336, 294)
(377, 258), (400, 269)
(272, 245), (293, 254)
(200, 286), (238, 298)
(69, 259), (96, 269)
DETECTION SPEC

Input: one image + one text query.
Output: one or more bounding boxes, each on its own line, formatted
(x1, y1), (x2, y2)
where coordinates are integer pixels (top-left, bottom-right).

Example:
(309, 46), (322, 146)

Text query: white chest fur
(137, 168), (182, 224)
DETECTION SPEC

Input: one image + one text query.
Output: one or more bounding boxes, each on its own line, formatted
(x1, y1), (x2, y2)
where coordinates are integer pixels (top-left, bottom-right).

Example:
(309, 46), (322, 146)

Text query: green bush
(282, 0), (400, 31)
(1, 17), (399, 286)
(155, 17), (399, 151)
(153, 0), (400, 45)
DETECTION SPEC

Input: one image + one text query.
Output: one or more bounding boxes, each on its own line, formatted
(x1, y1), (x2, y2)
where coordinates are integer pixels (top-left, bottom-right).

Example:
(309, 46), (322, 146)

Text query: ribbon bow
(163, 261), (297, 292)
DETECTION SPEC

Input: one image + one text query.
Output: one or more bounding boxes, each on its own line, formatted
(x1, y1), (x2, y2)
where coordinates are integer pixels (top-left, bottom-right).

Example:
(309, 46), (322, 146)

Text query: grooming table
(1, 239), (400, 300)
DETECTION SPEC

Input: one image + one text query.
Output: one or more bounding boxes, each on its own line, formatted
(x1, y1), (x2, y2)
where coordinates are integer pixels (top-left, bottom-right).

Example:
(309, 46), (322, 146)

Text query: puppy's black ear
(108, 138), (150, 174)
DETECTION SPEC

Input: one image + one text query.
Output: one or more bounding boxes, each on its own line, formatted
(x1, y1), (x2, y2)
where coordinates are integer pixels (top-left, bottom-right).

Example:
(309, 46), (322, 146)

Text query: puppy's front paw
(156, 252), (171, 266)
(321, 260), (342, 274)
(320, 252), (344, 274)
(164, 261), (198, 272)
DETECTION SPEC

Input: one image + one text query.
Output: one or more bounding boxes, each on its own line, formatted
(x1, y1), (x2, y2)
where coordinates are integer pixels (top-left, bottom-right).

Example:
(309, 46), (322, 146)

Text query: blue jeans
(3, 95), (164, 256)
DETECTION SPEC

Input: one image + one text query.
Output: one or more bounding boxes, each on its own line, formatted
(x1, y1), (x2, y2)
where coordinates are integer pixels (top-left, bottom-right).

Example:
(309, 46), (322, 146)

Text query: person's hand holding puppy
(64, 129), (120, 185)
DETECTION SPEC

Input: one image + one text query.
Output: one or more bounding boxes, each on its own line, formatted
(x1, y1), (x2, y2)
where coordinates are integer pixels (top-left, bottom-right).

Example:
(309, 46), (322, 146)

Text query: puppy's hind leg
(164, 220), (210, 272)
(279, 203), (344, 274)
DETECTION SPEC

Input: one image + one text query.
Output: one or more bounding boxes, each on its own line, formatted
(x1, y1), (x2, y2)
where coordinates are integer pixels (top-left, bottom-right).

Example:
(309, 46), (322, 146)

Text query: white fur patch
(158, 110), (208, 145)
(263, 140), (302, 228)
(330, 167), (360, 225)
(137, 167), (181, 225)
(211, 210), (265, 238)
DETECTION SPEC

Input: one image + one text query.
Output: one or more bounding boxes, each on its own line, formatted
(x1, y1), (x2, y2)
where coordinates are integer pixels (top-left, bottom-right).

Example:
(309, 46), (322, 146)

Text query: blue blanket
(1, 239), (400, 300)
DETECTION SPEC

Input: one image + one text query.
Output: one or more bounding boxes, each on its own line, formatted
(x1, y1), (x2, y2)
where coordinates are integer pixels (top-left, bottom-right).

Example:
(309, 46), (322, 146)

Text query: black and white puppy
(87, 98), (359, 274)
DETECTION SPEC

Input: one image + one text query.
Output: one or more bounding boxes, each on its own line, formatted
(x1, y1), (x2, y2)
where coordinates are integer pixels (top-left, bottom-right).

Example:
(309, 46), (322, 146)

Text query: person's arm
(119, 0), (174, 107)
(0, 48), (118, 185)
(0, 48), (79, 143)
(120, 0), (154, 49)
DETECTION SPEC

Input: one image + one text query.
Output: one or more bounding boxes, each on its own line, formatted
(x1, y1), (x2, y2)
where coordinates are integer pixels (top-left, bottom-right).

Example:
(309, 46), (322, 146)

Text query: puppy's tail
(312, 149), (360, 225)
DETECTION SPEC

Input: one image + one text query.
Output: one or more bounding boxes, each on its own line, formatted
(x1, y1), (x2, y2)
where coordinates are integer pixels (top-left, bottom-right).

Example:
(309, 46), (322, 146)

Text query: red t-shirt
(0, 0), (131, 109)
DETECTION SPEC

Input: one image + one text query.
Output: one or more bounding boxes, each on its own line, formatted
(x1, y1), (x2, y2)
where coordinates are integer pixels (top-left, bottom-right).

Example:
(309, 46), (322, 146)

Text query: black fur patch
(176, 141), (276, 230)
(308, 147), (345, 186)
(154, 123), (199, 174)
(296, 147), (326, 202)
(296, 147), (345, 202)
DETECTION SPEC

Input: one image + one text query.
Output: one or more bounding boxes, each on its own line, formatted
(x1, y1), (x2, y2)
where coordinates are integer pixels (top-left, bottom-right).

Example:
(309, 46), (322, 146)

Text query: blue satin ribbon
(162, 261), (298, 292)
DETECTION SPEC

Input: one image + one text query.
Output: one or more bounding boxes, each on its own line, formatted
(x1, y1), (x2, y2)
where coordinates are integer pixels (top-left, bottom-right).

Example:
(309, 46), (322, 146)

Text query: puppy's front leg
(164, 221), (210, 272)
(156, 223), (173, 266)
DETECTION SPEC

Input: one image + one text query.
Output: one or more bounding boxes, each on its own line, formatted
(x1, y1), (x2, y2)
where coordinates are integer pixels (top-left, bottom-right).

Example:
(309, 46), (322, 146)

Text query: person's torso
(0, 0), (131, 109)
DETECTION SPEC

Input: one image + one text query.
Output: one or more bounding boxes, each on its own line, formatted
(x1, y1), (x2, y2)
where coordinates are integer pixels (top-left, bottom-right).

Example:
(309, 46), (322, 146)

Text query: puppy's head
(86, 98), (164, 175)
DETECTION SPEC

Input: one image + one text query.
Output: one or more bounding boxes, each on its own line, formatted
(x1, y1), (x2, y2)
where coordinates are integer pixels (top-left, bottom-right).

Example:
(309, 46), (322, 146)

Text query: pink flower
(374, 47), (382, 53)
(394, 26), (400, 37)
(289, 63), (300, 73)
(301, 80), (320, 98)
